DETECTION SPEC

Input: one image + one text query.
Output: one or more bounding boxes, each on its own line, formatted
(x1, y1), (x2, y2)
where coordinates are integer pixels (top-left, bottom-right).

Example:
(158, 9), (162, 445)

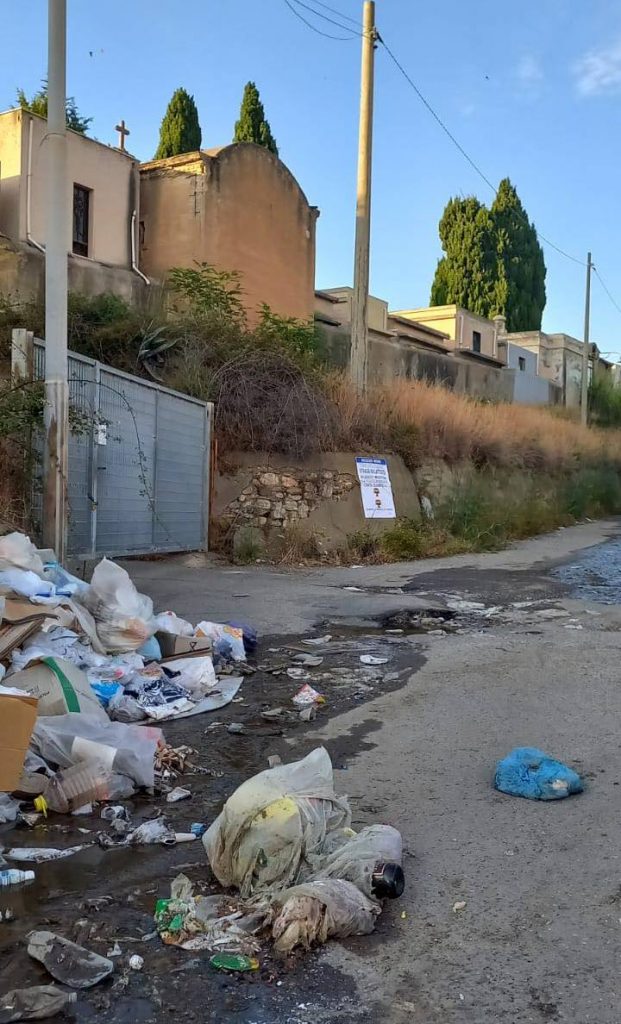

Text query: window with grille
(72, 184), (91, 257)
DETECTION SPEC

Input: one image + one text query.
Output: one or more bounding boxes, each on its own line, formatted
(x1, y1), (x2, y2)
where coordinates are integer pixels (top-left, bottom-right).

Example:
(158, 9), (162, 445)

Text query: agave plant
(136, 322), (178, 381)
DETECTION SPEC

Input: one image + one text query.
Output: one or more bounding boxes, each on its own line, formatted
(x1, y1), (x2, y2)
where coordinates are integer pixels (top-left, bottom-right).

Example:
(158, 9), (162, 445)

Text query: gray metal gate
(34, 342), (212, 557)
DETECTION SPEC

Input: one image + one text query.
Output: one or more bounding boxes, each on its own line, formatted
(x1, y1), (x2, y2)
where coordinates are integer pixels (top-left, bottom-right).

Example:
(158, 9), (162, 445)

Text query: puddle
(552, 539), (621, 605)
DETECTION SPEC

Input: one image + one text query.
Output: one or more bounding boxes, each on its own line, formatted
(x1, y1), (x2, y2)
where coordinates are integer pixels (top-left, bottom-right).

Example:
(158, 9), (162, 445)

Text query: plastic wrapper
(271, 878), (380, 952)
(0, 985), (76, 1023)
(0, 570), (55, 600)
(203, 747), (351, 897)
(11, 627), (107, 673)
(42, 563), (88, 597)
(300, 824), (403, 897)
(78, 558), (155, 653)
(0, 533), (44, 575)
(195, 622), (246, 662)
(154, 612), (194, 637)
(31, 713), (162, 790)
(0, 793), (21, 824)
(163, 656), (217, 699)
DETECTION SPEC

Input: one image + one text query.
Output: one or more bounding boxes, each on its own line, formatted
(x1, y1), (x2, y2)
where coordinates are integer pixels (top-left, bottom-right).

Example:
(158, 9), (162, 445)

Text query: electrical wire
(308, 0), (361, 26)
(289, 0), (362, 34)
(594, 267), (621, 317)
(283, 0), (357, 39)
(378, 34), (586, 268)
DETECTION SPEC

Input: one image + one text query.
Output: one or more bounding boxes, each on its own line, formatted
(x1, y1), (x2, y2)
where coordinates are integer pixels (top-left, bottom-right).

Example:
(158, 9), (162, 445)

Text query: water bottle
(0, 869), (35, 886)
(44, 763), (111, 814)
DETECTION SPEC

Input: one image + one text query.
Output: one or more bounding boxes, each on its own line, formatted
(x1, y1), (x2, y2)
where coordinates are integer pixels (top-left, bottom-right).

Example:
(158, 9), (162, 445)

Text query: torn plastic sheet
(271, 878), (380, 953)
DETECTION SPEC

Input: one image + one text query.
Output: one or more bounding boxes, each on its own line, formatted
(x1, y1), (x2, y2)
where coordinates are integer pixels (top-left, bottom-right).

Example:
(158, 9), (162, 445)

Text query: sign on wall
(355, 457), (396, 519)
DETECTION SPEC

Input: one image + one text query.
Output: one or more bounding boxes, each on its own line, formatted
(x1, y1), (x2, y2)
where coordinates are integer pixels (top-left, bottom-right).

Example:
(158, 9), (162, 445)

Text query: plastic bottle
(44, 762), (111, 813)
(0, 868), (35, 886)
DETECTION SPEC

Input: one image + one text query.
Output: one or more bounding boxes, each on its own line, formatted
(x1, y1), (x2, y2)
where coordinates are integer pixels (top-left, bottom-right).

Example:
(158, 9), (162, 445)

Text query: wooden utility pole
(350, 0), (376, 394)
(581, 252), (592, 427)
(43, 0), (69, 559)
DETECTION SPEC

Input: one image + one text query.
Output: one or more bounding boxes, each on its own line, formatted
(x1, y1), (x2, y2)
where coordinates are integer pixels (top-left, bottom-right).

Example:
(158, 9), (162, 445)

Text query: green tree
(430, 196), (497, 316)
(491, 178), (546, 332)
(430, 179), (546, 332)
(154, 88), (201, 159)
(16, 80), (91, 134)
(233, 82), (278, 155)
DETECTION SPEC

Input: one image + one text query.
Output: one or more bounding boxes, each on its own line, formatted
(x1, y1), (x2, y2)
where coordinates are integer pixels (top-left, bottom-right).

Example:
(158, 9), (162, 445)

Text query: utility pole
(43, 0), (69, 559)
(350, 0), (376, 394)
(581, 252), (592, 427)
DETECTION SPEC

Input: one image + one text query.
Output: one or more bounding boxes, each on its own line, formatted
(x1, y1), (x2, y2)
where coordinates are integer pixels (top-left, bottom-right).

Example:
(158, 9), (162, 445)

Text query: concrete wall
(498, 340), (556, 405)
(0, 234), (151, 308)
(0, 109), (138, 268)
(215, 451), (421, 552)
(392, 304), (500, 359)
(140, 143), (318, 325)
(318, 321), (515, 403)
(505, 330), (586, 408)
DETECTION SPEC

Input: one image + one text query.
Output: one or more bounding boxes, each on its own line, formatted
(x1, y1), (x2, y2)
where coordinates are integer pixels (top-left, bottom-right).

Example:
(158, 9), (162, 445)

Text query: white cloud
(574, 37), (621, 96)
(517, 54), (544, 87)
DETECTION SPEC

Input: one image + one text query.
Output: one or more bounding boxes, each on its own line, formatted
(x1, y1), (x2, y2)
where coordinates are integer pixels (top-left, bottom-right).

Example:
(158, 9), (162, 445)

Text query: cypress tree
(430, 181), (546, 331)
(233, 82), (278, 155)
(155, 88), (201, 159)
(430, 196), (497, 316)
(491, 178), (546, 332)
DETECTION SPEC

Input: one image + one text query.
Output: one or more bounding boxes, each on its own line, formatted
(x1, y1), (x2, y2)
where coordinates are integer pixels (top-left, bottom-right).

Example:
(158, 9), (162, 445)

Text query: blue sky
(3, 0), (621, 356)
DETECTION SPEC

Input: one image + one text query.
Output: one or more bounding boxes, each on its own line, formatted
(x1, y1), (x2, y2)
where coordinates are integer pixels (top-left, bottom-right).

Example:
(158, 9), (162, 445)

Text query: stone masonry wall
(220, 466), (357, 528)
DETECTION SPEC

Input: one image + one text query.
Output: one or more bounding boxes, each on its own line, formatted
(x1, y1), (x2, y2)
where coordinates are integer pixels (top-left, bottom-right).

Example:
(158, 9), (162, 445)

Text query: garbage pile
(0, 530), (252, 818)
(154, 746), (404, 955)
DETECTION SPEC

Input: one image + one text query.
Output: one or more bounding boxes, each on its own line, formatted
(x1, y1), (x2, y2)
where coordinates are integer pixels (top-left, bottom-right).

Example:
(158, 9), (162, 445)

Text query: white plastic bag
(154, 612), (194, 637)
(0, 570), (55, 600)
(304, 824), (403, 897)
(163, 656), (217, 698)
(79, 559), (155, 653)
(194, 621), (246, 662)
(203, 747), (351, 897)
(31, 714), (162, 790)
(0, 532), (44, 575)
(271, 878), (380, 952)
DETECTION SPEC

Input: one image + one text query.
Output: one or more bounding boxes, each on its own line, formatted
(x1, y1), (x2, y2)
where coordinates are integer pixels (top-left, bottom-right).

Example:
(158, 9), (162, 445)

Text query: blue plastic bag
(90, 681), (122, 708)
(494, 747), (583, 801)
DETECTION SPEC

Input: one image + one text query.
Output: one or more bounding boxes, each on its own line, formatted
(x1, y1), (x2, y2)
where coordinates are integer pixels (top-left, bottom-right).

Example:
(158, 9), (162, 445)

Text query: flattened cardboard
(0, 693), (38, 792)
(157, 632), (212, 660)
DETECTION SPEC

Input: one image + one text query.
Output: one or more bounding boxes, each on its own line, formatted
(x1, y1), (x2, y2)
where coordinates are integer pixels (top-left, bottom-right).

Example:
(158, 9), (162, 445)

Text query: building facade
(0, 108), (148, 304)
(139, 143), (318, 325)
(391, 304), (502, 360)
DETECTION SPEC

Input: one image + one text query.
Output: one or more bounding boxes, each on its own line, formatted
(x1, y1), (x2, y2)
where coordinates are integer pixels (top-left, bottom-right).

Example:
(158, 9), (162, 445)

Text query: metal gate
(34, 342), (212, 557)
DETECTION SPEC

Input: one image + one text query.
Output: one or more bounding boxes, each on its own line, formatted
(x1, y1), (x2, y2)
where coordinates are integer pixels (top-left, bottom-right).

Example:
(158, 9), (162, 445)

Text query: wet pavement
(3, 521), (621, 1023)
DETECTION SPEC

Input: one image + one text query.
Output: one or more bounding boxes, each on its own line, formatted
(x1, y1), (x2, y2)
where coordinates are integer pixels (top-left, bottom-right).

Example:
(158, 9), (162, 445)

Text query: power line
(307, 0), (361, 26)
(594, 267), (621, 318)
(283, 0), (352, 39)
(378, 34), (585, 268)
(285, 0), (360, 37)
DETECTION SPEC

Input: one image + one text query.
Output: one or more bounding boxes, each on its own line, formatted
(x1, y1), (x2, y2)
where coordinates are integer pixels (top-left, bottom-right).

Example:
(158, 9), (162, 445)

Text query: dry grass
(325, 376), (621, 471)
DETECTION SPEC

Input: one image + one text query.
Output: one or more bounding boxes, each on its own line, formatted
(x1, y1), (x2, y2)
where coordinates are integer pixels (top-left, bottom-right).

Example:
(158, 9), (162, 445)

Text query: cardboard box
(156, 632), (212, 660)
(0, 692), (38, 792)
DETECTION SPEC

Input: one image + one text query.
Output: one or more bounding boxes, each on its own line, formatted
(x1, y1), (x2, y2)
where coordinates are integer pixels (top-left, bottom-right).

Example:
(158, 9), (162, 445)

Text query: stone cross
(115, 120), (130, 151)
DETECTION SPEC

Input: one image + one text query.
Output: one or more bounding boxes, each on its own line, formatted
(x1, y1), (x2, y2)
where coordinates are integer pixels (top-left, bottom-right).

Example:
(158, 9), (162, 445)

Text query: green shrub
(381, 519), (426, 559)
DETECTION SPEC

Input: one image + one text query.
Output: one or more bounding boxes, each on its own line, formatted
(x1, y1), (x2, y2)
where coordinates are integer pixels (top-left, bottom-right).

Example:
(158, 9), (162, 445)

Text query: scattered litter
(190, 823), (207, 838)
(107, 942), (122, 958)
(301, 635), (332, 646)
(292, 654), (323, 667)
(166, 787), (192, 803)
(27, 930), (114, 988)
(227, 723), (245, 735)
(360, 655), (388, 666)
(0, 869), (35, 887)
(564, 623), (584, 630)
(286, 667), (307, 680)
(292, 684), (325, 708)
(0, 794), (20, 824)
(299, 705), (316, 722)
(0, 985), (77, 1023)
(129, 954), (144, 971)
(343, 586), (364, 593)
(6, 845), (89, 864)
(495, 747), (583, 801)
(209, 953), (259, 972)
(536, 608), (569, 620)
(453, 901), (466, 913)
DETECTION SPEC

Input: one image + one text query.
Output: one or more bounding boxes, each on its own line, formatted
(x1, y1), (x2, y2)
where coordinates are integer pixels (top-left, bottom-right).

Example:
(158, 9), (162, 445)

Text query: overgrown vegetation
(2, 260), (621, 558)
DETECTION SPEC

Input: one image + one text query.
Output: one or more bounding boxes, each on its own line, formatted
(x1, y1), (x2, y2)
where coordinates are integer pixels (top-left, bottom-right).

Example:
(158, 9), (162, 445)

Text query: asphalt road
(122, 519), (621, 1023)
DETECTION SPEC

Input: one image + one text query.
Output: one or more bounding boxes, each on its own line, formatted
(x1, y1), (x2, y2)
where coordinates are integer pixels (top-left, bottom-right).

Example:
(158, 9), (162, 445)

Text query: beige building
(391, 303), (503, 362)
(0, 108), (148, 303)
(498, 324), (599, 408)
(315, 288), (513, 403)
(139, 143), (318, 325)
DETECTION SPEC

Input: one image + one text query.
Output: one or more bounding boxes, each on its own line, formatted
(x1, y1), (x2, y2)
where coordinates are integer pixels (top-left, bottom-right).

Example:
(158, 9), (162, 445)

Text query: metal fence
(33, 342), (212, 558)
